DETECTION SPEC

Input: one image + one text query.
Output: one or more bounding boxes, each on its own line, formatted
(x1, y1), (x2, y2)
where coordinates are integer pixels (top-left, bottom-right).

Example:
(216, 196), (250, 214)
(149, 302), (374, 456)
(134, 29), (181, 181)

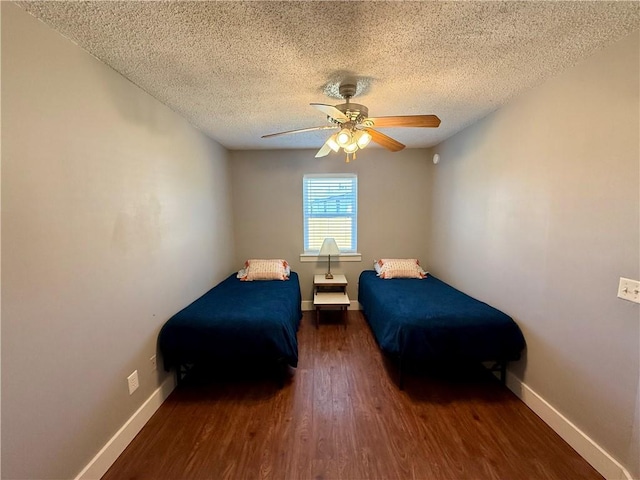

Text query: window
(303, 174), (357, 253)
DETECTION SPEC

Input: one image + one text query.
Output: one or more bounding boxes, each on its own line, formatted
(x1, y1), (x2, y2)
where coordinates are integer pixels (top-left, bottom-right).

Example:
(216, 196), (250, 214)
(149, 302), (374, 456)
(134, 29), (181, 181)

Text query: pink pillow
(377, 259), (426, 279)
(240, 259), (290, 281)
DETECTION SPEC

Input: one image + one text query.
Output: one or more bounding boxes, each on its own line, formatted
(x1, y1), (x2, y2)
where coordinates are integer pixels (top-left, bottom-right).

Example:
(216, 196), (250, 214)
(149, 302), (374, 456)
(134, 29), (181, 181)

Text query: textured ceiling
(16, 1), (640, 151)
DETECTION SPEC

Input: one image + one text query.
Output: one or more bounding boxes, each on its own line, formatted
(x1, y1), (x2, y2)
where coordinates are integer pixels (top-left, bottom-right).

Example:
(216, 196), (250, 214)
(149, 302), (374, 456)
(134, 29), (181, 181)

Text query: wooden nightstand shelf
(313, 274), (349, 329)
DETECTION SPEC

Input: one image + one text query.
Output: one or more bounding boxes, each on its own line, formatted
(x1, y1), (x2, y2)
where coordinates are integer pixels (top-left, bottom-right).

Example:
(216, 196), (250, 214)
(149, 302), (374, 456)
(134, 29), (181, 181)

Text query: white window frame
(302, 174), (359, 258)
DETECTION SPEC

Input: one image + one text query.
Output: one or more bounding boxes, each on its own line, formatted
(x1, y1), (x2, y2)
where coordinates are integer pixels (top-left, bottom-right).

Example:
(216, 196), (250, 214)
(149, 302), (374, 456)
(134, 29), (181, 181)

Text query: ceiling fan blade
(315, 142), (332, 158)
(262, 125), (338, 139)
(316, 133), (340, 158)
(310, 103), (349, 122)
(364, 128), (406, 152)
(367, 115), (441, 128)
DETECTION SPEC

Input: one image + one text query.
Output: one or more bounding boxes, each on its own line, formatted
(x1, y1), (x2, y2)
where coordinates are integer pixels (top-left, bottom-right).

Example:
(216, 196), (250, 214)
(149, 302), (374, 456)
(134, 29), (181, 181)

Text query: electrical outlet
(127, 370), (139, 395)
(617, 277), (640, 304)
(150, 355), (157, 371)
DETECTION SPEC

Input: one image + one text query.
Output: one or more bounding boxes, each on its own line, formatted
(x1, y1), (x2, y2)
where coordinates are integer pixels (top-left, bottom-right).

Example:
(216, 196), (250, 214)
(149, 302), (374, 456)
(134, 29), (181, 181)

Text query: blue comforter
(358, 270), (525, 362)
(159, 272), (302, 369)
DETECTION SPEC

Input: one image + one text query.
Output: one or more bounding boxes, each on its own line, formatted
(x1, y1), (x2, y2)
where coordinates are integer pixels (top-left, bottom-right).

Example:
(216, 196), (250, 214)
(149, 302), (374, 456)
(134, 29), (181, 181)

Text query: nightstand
(313, 274), (349, 329)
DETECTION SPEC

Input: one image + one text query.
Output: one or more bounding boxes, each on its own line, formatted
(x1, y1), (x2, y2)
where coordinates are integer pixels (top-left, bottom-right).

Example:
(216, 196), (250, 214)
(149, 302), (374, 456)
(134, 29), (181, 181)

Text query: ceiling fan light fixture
(336, 128), (352, 147)
(356, 130), (372, 149)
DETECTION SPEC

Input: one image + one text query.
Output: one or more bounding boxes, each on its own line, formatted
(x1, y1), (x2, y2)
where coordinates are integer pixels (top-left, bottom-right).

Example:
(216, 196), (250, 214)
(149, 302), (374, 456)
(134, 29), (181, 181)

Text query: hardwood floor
(103, 311), (603, 480)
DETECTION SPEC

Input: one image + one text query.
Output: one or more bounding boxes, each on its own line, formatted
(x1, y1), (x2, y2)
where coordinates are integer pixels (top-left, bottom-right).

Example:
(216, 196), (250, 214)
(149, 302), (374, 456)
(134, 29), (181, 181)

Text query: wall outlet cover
(617, 277), (640, 304)
(127, 370), (139, 395)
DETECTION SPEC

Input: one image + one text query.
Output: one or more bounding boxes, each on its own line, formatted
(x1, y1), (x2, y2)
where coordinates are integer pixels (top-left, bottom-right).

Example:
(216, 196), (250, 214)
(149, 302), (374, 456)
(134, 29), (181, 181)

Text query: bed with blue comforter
(159, 272), (302, 382)
(358, 270), (525, 385)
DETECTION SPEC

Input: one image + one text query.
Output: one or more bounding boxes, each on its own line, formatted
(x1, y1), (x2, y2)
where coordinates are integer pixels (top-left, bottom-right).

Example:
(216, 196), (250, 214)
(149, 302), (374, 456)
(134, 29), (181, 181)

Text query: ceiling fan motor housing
(335, 103), (368, 123)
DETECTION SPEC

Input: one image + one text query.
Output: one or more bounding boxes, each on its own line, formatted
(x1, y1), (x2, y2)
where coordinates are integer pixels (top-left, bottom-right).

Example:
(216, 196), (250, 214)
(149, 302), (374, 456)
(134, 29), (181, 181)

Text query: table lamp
(319, 237), (340, 279)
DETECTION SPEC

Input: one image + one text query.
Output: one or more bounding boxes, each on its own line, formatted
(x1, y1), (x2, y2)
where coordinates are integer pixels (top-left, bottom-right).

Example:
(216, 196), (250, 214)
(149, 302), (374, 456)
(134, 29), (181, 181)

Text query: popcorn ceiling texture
(16, 1), (640, 150)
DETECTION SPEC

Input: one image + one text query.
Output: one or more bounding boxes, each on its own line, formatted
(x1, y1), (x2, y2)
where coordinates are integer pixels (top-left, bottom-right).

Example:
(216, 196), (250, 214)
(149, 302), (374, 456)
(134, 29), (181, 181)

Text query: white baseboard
(302, 300), (360, 311)
(74, 375), (176, 480)
(503, 370), (632, 480)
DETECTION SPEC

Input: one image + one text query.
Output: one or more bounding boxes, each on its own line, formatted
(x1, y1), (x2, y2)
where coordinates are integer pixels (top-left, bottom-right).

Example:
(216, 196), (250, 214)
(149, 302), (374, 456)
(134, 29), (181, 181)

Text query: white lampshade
(326, 134), (340, 152)
(343, 142), (359, 154)
(356, 130), (372, 148)
(319, 237), (340, 279)
(336, 129), (352, 147)
(319, 237), (340, 256)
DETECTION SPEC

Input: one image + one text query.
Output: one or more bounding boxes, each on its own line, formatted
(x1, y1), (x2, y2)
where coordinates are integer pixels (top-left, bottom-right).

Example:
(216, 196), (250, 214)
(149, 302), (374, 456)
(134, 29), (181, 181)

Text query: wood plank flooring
(102, 311), (603, 480)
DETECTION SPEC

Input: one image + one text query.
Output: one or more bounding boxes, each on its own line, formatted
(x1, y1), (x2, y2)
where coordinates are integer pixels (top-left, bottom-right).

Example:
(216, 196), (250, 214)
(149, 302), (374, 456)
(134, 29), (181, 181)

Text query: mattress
(159, 272), (302, 370)
(358, 270), (525, 363)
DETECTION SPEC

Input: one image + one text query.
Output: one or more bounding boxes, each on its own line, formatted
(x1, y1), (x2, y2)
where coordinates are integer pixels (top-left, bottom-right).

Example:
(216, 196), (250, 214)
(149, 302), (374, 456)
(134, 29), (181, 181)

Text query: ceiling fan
(262, 82), (440, 161)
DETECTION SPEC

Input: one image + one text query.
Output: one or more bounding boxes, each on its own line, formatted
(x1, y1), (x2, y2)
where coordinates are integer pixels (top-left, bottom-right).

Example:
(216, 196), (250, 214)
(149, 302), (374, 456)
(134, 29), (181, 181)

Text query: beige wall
(229, 148), (432, 301)
(1, 4), (234, 479)
(3, 1), (637, 478)
(428, 32), (639, 477)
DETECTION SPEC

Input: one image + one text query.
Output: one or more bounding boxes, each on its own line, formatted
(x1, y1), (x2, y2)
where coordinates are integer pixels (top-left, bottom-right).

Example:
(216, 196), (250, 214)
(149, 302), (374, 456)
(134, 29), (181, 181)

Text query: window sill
(299, 253), (362, 263)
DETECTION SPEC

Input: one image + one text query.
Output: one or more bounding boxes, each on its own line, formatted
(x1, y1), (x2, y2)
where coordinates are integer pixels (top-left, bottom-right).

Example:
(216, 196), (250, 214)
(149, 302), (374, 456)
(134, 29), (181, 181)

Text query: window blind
(303, 174), (358, 253)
